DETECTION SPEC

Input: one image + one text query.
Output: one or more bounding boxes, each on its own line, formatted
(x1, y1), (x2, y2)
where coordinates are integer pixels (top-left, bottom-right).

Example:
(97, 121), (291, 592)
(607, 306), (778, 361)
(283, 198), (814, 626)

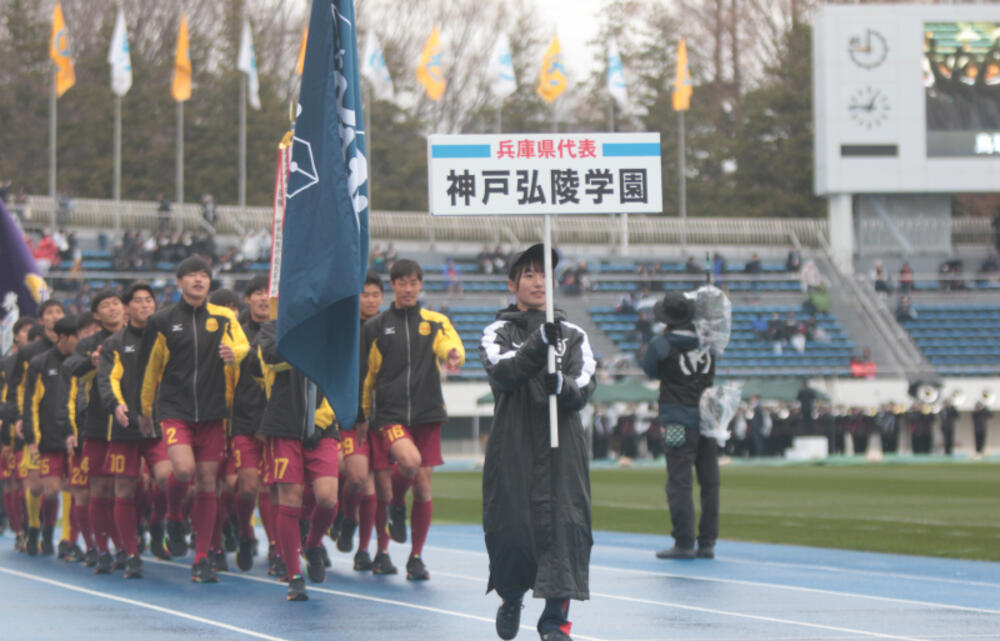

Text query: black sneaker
(124, 554), (143, 579)
(371, 550), (397, 575)
(696, 545), (715, 559)
(95, 551), (114, 574)
(222, 516), (238, 553)
(331, 513), (342, 544)
(298, 518), (309, 547)
(353, 549), (373, 571)
(113, 550), (128, 571)
(84, 548), (99, 567)
(272, 556), (287, 582)
(14, 533), (25, 553)
(496, 598), (523, 640)
(210, 548), (229, 572)
(66, 543), (85, 562)
(336, 518), (357, 553)
(236, 537), (255, 571)
(540, 631), (572, 641)
(388, 504), (407, 543)
(40, 526), (54, 555)
(655, 546), (696, 560)
(286, 575), (308, 601)
(191, 557), (219, 583)
(57, 539), (69, 559)
(165, 519), (188, 557)
(149, 522), (170, 560)
(321, 545), (331, 568)
(25, 527), (39, 556)
(406, 554), (430, 581)
(305, 546), (326, 583)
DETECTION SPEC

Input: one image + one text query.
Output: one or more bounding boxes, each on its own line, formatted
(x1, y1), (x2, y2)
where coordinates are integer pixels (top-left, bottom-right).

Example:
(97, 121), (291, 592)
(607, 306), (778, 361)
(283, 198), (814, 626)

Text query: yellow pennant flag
(171, 13), (192, 102)
(416, 27), (446, 101)
(673, 38), (692, 111)
(296, 26), (308, 76)
(49, 3), (75, 97)
(537, 35), (568, 103)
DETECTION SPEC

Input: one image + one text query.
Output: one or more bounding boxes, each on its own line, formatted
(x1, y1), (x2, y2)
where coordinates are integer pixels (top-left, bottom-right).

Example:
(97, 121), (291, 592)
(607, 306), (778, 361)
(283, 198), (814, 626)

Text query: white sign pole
(543, 213), (558, 449)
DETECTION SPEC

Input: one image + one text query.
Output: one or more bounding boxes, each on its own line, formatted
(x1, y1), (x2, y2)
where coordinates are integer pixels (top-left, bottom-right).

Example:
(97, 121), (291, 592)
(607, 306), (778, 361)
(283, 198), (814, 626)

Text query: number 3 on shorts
(273, 457), (289, 481)
(166, 426), (178, 445)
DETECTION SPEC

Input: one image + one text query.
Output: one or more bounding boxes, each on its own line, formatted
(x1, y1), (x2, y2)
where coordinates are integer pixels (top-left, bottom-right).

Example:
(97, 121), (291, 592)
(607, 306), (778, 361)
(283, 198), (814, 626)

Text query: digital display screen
(924, 22), (1000, 157)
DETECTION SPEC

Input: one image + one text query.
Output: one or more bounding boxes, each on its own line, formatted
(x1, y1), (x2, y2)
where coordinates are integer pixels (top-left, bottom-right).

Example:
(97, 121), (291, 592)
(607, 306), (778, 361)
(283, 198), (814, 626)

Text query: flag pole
(239, 72), (247, 215)
(113, 95), (122, 230)
(679, 109), (687, 250)
(543, 213), (559, 449)
(176, 101), (184, 231)
(49, 72), (57, 204)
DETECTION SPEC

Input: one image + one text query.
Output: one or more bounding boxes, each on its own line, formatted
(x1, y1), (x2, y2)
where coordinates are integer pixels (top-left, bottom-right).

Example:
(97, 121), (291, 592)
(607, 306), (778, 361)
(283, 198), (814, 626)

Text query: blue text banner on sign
(427, 132), (663, 216)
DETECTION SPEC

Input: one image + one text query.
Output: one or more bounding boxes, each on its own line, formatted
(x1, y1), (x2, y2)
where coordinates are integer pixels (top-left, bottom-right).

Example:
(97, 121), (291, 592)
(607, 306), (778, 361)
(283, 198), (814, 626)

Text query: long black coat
(479, 307), (597, 600)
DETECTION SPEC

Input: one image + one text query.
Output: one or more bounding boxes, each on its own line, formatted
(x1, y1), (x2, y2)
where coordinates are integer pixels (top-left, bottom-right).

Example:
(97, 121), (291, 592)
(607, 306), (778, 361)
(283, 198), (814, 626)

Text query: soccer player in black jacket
(138, 257), (249, 583)
(97, 282), (170, 578)
(22, 316), (79, 556)
(1, 316), (37, 549)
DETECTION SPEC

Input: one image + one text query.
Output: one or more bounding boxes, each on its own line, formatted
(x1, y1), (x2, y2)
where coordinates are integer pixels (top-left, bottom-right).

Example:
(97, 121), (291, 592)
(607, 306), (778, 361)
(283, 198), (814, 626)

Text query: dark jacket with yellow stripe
(63, 327), (116, 441)
(0, 353), (18, 446)
(97, 323), (160, 441)
(9, 335), (54, 423)
(23, 347), (73, 452)
(230, 313), (267, 437)
(256, 320), (337, 444)
(361, 304), (464, 430)
(139, 300), (249, 423)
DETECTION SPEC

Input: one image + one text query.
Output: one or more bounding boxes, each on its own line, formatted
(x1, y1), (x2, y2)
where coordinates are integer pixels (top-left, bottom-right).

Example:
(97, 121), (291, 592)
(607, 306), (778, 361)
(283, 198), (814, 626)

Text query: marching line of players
(0, 256), (465, 602)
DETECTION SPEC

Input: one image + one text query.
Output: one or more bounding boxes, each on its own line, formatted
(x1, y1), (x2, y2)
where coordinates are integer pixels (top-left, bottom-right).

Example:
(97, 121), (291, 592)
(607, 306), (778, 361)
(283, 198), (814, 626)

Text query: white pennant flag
(607, 37), (628, 108)
(237, 17), (261, 110)
(107, 7), (132, 96)
(361, 32), (394, 101)
(488, 34), (517, 99)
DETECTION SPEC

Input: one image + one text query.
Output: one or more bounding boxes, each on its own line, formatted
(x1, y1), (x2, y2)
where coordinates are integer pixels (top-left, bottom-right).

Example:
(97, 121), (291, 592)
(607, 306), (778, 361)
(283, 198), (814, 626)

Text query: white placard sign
(428, 133), (663, 215)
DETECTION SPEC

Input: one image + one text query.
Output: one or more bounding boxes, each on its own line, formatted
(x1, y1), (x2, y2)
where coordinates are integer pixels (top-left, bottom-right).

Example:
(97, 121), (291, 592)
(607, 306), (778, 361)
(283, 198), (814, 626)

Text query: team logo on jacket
(418, 321), (431, 336)
(47, 368), (58, 376)
(205, 318), (219, 332)
(171, 324), (183, 333)
(678, 348), (712, 376)
(124, 345), (136, 353)
(384, 327), (395, 335)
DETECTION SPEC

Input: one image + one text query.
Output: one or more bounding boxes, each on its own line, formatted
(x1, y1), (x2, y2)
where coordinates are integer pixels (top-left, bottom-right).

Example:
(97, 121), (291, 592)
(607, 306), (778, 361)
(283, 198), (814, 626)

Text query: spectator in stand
(33, 230), (60, 274)
(786, 245), (801, 272)
(560, 268), (581, 296)
(765, 312), (785, 353)
(872, 261), (892, 295)
(972, 400), (992, 454)
(477, 244), (494, 274)
(491, 245), (508, 274)
(849, 348), (877, 379)
(574, 260), (592, 292)
(370, 244), (386, 273)
(634, 311), (654, 345)
(200, 194), (217, 228)
(443, 259), (462, 295)
(939, 259), (967, 291)
(800, 260), (823, 291)
(899, 262), (914, 293)
(56, 190), (73, 226)
(744, 253), (763, 275)
(784, 311), (806, 353)
(895, 296), (917, 323)
(683, 256), (702, 275)
(157, 193), (171, 232)
(383, 243), (398, 272)
(751, 313), (769, 340)
(711, 252), (726, 280)
(615, 290), (638, 314)
(979, 252), (999, 285)
(804, 315), (830, 343)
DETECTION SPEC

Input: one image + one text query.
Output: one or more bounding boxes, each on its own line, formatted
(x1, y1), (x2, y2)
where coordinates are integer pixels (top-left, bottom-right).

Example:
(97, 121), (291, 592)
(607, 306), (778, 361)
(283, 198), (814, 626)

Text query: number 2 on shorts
(166, 426), (178, 445)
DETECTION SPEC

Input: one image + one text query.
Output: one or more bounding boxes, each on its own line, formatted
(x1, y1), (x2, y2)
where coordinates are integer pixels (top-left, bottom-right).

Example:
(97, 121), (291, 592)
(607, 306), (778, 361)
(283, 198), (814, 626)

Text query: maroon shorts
(226, 435), (263, 475)
(339, 427), (371, 460)
(0, 448), (13, 480)
(161, 419), (226, 462)
(267, 437), (339, 486)
(38, 451), (67, 479)
(371, 422), (444, 471)
(107, 438), (168, 478)
(67, 453), (89, 487)
(83, 439), (112, 479)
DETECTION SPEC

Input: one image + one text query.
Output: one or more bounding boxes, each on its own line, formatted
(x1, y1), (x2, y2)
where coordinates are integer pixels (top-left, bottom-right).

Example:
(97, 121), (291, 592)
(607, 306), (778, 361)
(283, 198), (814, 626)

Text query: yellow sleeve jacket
(24, 347), (73, 452)
(139, 300), (249, 423)
(361, 303), (464, 429)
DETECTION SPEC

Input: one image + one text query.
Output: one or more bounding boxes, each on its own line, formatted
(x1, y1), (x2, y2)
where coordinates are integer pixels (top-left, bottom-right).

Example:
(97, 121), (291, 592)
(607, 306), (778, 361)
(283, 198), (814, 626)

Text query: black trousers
(665, 429), (719, 549)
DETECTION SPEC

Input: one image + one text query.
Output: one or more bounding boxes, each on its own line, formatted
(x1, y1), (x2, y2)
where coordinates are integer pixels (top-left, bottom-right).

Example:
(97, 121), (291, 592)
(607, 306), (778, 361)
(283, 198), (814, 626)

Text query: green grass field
(431, 462), (1000, 561)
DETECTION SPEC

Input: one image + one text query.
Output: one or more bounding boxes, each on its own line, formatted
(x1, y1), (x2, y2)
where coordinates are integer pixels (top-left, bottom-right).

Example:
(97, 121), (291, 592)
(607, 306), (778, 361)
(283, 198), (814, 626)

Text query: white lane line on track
(146, 558), (610, 641)
(0, 565), (292, 641)
(423, 544), (1000, 617)
(588, 540), (1000, 589)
